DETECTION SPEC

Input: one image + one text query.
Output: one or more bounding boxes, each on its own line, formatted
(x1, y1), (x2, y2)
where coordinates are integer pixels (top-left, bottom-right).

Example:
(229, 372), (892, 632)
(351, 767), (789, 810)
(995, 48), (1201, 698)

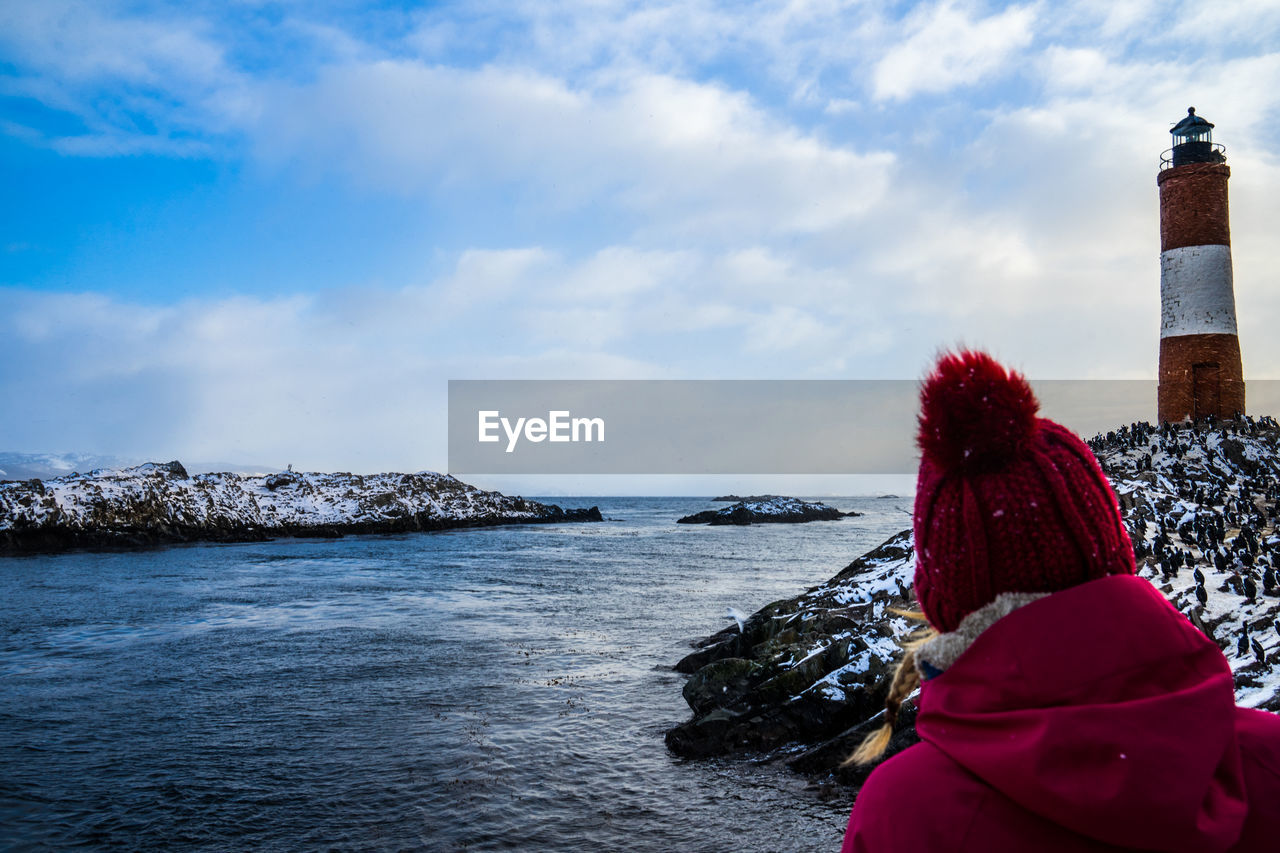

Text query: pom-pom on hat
(912, 350), (1135, 633)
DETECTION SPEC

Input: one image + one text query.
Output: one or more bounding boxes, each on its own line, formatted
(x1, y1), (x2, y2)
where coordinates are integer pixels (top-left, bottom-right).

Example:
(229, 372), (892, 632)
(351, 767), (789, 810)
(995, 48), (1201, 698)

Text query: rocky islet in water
(0, 461), (601, 553)
(678, 496), (859, 525)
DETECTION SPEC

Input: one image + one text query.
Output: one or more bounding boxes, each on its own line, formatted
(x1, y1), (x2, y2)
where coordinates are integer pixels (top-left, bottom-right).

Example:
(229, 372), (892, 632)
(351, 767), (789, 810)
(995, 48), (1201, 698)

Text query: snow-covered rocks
(666, 416), (1280, 778)
(0, 462), (601, 553)
(677, 496), (856, 525)
(664, 530), (916, 759)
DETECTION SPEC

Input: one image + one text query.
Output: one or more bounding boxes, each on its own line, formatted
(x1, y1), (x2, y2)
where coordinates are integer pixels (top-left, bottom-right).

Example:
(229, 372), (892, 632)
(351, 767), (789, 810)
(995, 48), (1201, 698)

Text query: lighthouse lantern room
(1165, 107), (1226, 169)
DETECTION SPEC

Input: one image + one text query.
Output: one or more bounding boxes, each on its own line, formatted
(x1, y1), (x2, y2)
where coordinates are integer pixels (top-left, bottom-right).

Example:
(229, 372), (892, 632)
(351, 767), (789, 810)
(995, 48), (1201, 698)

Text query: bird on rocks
(1193, 567), (1205, 586)
(1238, 631), (1250, 658)
(1195, 584), (1209, 606)
(1244, 574), (1258, 602)
(1251, 638), (1267, 664)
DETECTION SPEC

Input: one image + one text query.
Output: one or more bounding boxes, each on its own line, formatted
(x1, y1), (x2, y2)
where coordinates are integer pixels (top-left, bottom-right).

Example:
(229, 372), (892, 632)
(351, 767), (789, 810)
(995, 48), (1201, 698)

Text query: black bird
(1193, 567), (1205, 586)
(1244, 574), (1258, 602)
(1251, 638), (1267, 664)
(1196, 584), (1209, 606)
(1238, 631), (1250, 657)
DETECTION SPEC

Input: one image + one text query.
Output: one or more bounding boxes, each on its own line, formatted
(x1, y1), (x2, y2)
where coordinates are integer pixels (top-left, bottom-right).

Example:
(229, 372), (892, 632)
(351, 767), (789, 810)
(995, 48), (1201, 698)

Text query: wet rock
(788, 703), (921, 786)
(682, 658), (761, 714)
(665, 530), (918, 762)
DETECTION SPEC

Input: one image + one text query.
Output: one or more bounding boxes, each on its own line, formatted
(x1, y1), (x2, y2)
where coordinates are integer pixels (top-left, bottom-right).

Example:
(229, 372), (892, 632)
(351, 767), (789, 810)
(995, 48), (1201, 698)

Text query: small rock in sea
(677, 496), (855, 526)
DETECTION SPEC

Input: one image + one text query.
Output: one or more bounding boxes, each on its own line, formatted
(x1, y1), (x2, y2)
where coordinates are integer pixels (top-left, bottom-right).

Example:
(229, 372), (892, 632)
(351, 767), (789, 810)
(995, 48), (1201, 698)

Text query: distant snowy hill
(0, 452), (139, 481)
(0, 452), (281, 481)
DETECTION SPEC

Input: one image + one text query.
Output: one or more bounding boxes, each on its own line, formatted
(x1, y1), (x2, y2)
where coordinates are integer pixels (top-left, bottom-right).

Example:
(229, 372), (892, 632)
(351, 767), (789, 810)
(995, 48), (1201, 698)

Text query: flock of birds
(1089, 415), (1280, 683)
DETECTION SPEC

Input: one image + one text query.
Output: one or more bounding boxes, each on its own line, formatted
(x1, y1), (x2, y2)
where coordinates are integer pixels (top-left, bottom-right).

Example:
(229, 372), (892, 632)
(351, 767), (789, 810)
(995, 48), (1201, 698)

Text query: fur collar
(915, 591), (1050, 677)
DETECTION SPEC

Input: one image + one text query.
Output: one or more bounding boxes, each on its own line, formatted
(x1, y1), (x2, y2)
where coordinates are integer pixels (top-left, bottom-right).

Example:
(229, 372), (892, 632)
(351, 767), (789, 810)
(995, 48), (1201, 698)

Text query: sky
(2, 0), (1279, 493)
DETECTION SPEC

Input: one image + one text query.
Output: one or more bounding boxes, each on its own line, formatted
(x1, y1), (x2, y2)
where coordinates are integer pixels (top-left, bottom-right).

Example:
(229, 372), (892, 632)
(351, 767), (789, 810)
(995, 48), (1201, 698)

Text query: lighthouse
(1157, 107), (1244, 423)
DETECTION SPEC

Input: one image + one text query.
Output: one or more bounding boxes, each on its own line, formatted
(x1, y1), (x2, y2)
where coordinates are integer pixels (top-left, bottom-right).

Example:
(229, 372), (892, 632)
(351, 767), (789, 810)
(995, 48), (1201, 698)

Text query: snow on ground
(1093, 416), (1280, 710)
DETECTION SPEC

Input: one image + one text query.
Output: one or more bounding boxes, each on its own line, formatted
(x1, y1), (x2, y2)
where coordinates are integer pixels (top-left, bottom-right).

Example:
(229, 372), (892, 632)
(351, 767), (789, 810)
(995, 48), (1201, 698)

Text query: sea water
(0, 497), (912, 851)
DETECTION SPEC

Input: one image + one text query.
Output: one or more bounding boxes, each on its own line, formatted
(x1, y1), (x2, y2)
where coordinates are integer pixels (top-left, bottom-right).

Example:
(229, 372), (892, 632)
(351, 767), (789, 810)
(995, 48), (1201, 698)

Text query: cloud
(0, 1), (223, 86)
(404, 0), (888, 101)
(5, 0), (1280, 463)
(0, 239), (939, 468)
(1165, 0), (1280, 48)
(249, 62), (894, 242)
(872, 1), (1037, 101)
(0, 0), (253, 152)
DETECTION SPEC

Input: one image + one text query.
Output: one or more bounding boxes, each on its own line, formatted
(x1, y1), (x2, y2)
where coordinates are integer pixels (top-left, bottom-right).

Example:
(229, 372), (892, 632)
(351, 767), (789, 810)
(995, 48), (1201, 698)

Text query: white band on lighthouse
(1159, 244), (1237, 338)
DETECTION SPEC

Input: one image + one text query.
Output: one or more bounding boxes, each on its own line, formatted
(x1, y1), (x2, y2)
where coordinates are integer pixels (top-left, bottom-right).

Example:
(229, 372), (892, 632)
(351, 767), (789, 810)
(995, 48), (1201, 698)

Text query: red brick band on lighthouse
(1157, 107), (1244, 423)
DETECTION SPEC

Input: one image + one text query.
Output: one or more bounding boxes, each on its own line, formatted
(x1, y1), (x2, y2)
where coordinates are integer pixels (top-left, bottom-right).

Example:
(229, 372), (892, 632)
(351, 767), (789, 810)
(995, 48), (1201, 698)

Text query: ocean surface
(0, 497), (913, 852)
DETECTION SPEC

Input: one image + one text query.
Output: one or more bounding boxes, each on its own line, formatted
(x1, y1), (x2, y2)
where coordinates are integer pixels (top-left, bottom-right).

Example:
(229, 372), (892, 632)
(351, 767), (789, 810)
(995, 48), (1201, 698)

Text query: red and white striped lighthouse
(1157, 107), (1244, 423)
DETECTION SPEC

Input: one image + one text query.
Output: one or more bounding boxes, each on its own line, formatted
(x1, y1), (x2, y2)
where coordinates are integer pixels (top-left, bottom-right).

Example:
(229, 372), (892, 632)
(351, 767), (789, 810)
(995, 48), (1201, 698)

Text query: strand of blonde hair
(842, 615), (935, 767)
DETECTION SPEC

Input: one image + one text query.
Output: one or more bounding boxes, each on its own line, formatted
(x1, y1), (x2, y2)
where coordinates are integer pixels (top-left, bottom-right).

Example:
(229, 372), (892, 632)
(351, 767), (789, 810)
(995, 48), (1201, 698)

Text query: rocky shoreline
(664, 529), (919, 781)
(666, 418), (1280, 783)
(0, 461), (601, 554)
(678, 496), (857, 525)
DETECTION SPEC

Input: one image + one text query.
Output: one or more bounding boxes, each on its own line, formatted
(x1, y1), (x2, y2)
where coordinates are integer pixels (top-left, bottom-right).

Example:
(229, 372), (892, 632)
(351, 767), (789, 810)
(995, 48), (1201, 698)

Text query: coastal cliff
(0, 462), (601, 553)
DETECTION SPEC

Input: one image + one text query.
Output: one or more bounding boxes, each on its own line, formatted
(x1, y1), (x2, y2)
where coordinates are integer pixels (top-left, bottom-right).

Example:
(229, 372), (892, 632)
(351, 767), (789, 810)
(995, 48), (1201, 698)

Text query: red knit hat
(912, 350), (1135, 633)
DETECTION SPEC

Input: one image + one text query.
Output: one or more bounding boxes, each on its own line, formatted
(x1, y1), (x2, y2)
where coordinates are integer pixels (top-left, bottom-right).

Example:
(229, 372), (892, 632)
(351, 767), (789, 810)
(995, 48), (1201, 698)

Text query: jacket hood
(916, 574), (1247, 852)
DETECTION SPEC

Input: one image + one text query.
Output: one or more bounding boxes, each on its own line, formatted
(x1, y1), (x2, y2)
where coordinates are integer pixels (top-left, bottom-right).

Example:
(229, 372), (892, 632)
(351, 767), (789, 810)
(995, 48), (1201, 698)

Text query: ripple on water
(0, 497), (905, 851)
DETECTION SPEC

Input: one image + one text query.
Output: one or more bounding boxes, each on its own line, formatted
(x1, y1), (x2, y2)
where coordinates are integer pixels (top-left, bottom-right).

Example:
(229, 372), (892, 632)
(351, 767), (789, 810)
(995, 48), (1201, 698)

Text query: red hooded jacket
(843, 575), (1280, 852)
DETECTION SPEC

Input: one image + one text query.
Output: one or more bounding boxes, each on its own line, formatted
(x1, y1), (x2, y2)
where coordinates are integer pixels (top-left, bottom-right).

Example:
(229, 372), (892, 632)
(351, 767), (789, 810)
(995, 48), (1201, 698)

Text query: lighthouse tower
(1157, 107), (1244, 423)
